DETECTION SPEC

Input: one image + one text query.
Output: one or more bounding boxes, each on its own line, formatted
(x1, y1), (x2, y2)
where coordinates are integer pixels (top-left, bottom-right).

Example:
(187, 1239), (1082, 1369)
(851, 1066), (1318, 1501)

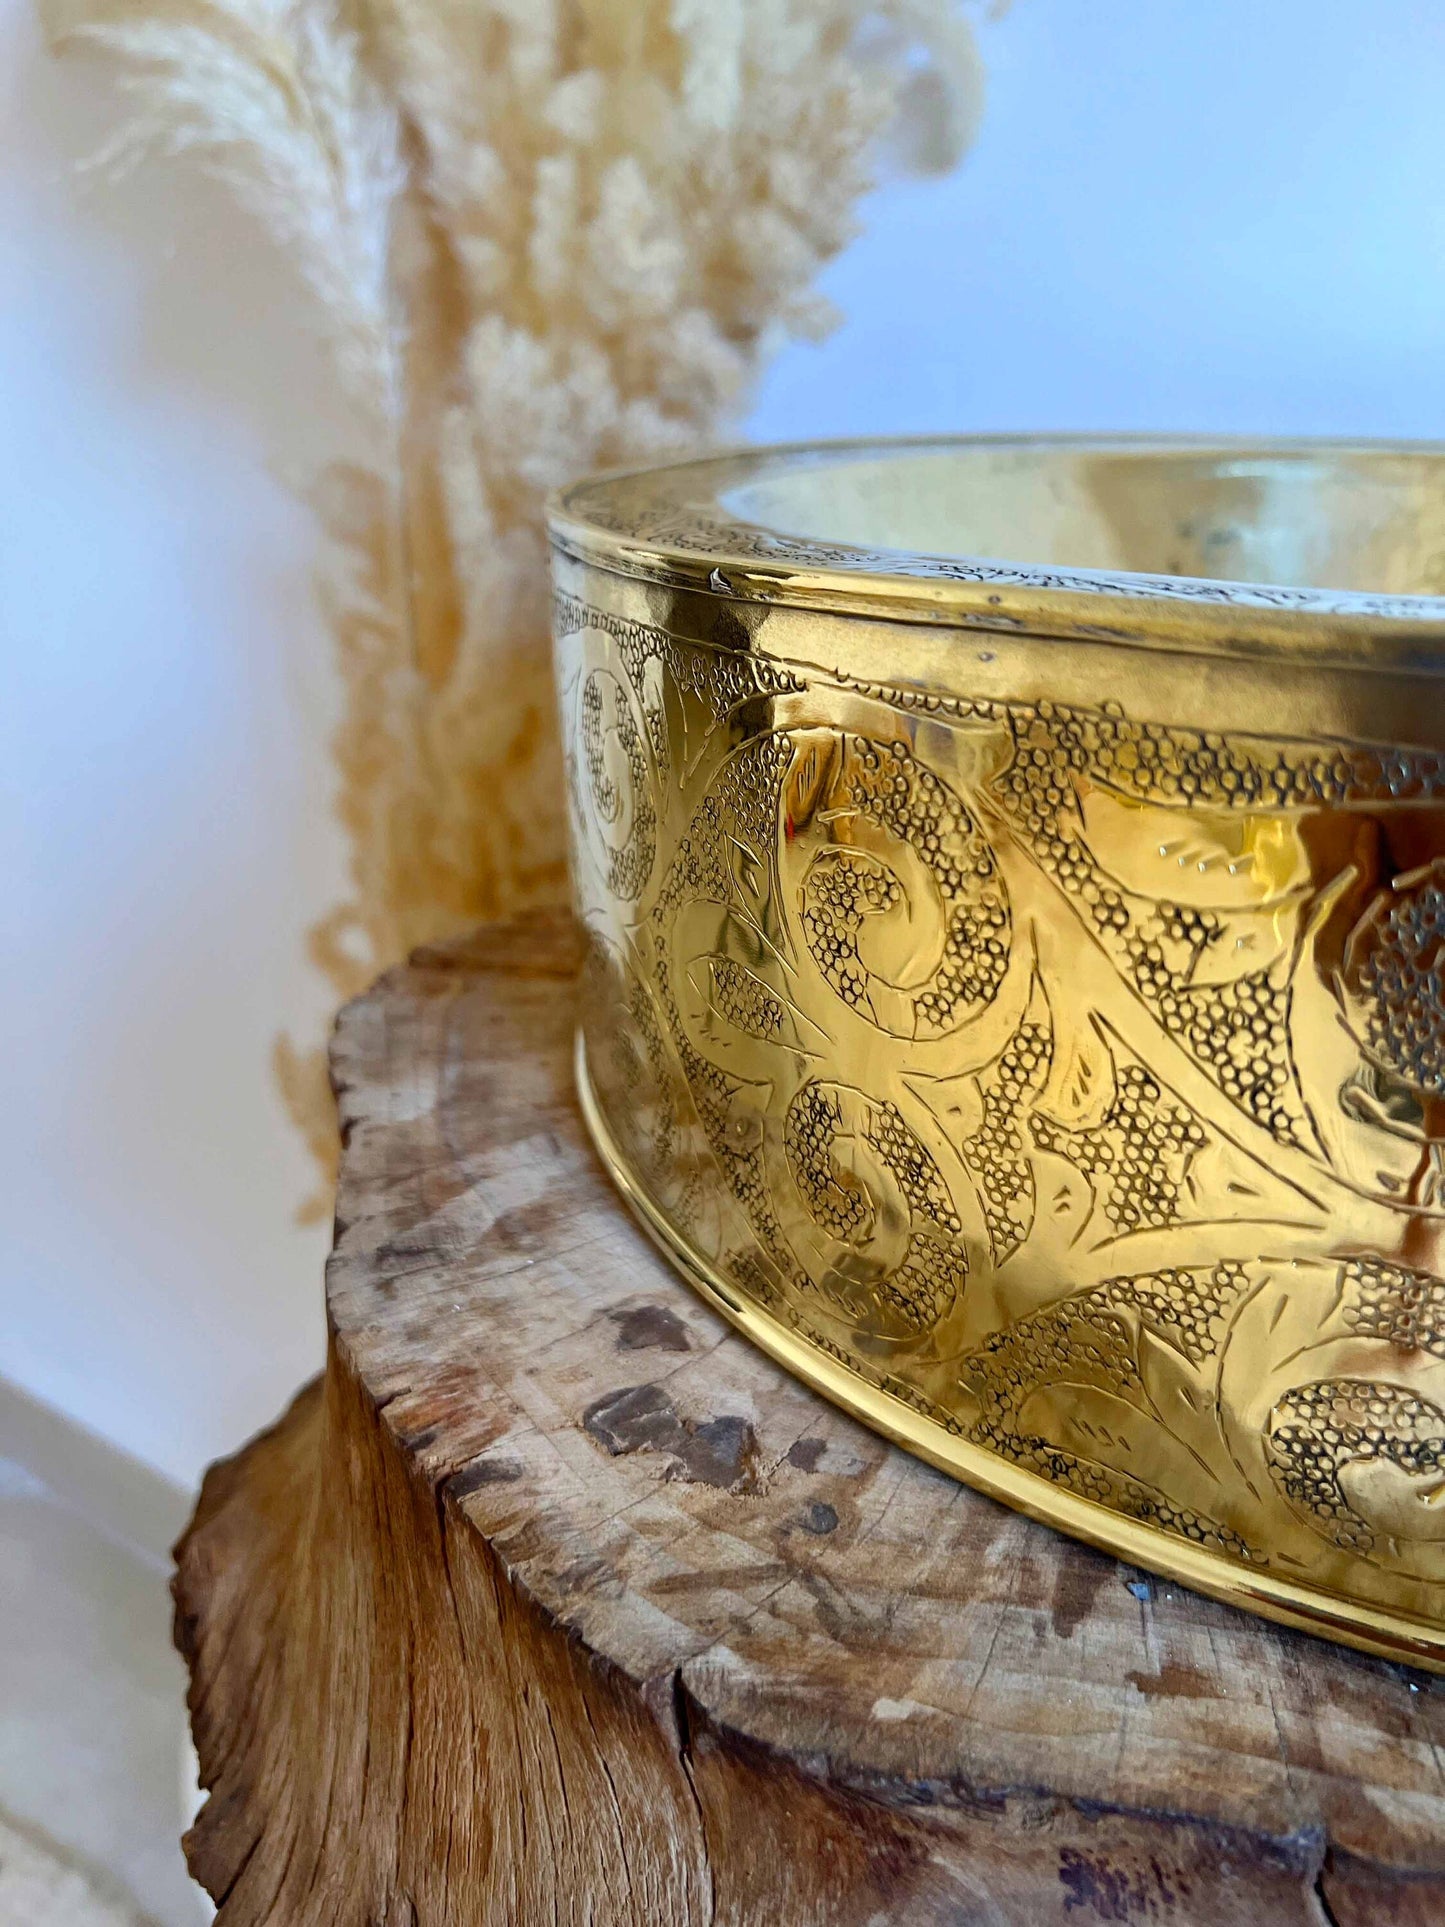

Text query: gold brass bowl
(548, 436), (1445, 1668)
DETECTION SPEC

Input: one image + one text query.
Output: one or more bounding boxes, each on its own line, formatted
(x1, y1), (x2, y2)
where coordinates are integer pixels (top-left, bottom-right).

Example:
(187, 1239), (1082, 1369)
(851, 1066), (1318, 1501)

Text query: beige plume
(42, 0), (990, 1214)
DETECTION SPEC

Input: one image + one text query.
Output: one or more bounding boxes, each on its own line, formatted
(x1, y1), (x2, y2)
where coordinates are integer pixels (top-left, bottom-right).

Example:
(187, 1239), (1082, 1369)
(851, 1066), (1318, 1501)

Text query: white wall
(8, 0), (1445, 1487)
(756, 0), (1445, 441)
(2, 7), (345, 1482)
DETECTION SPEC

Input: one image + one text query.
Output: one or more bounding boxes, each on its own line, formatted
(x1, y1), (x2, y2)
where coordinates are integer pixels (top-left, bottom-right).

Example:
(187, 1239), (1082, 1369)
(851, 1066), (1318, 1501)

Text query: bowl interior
(719, 442), (1445, 597)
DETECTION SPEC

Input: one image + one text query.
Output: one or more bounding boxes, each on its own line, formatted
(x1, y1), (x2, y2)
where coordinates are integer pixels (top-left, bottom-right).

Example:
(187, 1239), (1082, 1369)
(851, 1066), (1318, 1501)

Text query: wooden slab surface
(176, 911), (1445, 1925)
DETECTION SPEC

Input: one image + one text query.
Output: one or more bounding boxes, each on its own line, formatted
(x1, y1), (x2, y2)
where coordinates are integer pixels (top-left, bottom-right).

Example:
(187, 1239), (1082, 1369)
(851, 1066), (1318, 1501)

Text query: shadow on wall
(0, 1377), (209, 1923)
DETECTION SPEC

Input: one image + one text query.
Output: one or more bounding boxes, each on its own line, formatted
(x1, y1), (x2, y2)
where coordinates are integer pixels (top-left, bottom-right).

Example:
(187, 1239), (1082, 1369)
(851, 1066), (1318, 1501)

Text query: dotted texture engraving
(557, 591), (1445, 1627)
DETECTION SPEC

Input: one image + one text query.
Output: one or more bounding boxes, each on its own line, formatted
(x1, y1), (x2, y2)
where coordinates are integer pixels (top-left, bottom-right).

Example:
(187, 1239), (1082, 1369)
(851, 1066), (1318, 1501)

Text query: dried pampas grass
(43, 0), (991, 1212)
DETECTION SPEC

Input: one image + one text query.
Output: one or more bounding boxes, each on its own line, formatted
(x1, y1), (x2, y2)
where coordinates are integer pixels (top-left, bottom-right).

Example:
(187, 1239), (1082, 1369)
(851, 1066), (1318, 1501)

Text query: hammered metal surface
(548, 438), (1445, 1662)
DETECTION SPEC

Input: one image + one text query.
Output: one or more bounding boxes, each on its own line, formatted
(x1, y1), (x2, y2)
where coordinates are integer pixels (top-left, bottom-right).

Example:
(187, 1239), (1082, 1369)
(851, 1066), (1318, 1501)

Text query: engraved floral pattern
(557, 588), (1445, 1621)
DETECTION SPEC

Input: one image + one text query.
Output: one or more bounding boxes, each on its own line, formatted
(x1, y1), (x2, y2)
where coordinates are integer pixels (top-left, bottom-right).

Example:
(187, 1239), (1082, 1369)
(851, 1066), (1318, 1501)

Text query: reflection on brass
(548, 437), (1445, 1668)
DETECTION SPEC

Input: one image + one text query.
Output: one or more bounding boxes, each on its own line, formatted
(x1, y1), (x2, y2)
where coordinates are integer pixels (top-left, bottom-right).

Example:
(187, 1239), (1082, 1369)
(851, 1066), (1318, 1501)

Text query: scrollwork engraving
(559, 591), (1445, 1629)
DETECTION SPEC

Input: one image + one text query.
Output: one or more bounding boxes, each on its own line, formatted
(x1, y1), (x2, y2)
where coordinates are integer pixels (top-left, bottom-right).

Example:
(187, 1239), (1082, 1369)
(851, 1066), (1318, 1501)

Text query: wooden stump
(175, 912), (1445, 1925)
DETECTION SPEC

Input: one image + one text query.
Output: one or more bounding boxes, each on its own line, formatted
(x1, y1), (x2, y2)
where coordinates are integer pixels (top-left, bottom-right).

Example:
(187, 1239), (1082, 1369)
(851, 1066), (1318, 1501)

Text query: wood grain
(175, 910), (1445, 1924)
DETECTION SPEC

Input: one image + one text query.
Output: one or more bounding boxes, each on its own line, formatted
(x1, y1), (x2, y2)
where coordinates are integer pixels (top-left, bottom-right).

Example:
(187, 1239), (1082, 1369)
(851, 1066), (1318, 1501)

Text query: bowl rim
(547, 433), (1445, 675)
